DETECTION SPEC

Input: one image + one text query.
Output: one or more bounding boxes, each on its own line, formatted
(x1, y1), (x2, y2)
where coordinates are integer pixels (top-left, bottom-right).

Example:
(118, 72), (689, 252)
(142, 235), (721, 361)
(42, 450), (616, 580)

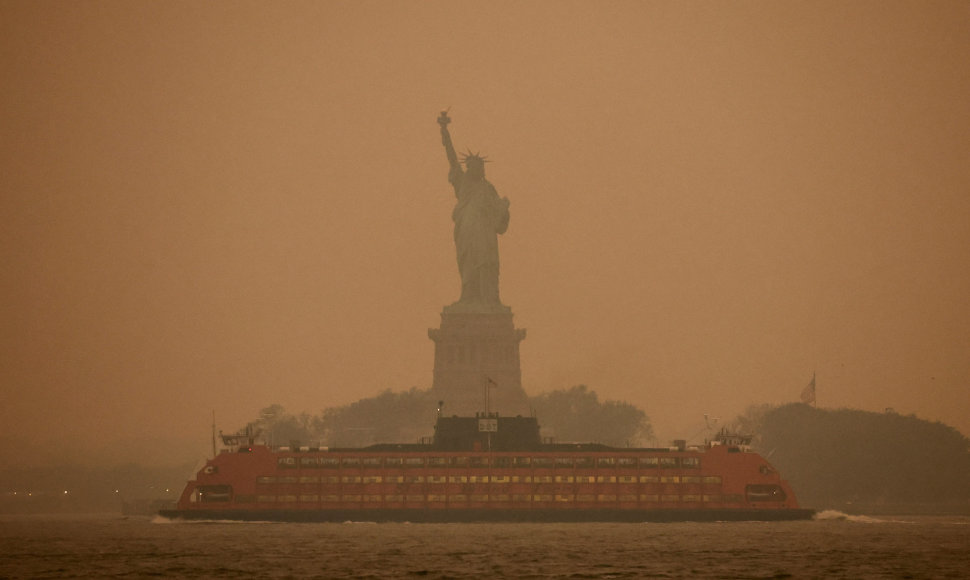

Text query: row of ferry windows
(278, 456), (701, 469)
(252, 494), (722, 503)
(258, 475), (722, 484)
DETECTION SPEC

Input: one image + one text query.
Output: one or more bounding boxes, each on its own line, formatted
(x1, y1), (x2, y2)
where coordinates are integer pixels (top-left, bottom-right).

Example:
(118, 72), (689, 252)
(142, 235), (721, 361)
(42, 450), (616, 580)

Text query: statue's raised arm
(438, 110), (462, 192)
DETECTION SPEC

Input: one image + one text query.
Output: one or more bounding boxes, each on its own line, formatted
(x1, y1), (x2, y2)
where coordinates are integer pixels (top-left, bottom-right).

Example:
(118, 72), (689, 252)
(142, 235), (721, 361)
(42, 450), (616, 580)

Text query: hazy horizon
(3, 1), (968, 469)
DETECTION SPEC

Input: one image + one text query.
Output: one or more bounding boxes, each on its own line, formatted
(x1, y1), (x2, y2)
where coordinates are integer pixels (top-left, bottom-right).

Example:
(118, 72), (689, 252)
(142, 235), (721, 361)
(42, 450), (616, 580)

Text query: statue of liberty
(438, 111), (511, 312)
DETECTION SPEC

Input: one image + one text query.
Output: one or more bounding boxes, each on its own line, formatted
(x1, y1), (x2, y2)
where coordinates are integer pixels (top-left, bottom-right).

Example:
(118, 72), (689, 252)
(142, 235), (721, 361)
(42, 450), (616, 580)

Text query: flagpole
(800, 372), (817, 407)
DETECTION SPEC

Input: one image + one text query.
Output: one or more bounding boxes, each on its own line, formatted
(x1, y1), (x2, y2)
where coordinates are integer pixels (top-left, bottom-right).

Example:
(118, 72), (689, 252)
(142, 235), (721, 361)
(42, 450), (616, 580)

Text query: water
(0, 512), (967, 578)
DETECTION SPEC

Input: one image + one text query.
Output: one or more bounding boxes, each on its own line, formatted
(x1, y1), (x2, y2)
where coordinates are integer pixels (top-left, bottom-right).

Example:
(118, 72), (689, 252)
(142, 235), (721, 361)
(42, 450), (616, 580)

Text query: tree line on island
(732, 402), (970, 512)
(244, 385), (653, 450)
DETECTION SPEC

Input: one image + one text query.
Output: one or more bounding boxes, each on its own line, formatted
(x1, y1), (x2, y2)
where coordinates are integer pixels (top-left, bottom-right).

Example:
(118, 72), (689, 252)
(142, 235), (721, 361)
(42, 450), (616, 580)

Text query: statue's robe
(449, 166), (509, 306)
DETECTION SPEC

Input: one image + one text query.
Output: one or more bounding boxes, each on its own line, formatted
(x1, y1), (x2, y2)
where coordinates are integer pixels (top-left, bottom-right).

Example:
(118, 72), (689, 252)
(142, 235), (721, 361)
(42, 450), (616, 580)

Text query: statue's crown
(460, 150), (489, 166)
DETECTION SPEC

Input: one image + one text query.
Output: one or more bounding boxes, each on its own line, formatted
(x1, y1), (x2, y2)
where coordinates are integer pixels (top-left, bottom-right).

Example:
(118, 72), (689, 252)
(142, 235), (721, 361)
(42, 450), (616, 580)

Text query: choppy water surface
(0, 511), (967, 578)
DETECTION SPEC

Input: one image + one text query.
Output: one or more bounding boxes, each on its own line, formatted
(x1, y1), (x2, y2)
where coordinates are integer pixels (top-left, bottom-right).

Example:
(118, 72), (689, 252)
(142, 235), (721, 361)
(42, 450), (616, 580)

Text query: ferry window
(552, 457), (572, 468)
(341, 457), (361, 467)
(384, 457), (403, 467)
(279, 476), (298, 483)
(256, 476), (276, 484)
(452, 457), (469, 467)
(682, 457), (700, 469)
(617, 457), (637, 467)
(575, 457), (595, 468)
(362, 457), (382, 467)
(404, 457), (425, 467)
(492, 457), (511, 468)
(299, 476), (319, 483)
(278, 457), (296, 468)
(512, 457), (531, 468)
(320, 458), (340, 468)
(300, 457), (317, 468)
(469, 456), (489, 468)
(596, 457), (616, 468)
(703, 476), (722, 484)
(659, 457), (678, 468)
(199, 485), (232, 503)
(428, 457), (450, 466)
(682, 476), (702, 483)
(638, 457), (659, 468)
(533, 457), (554, 468)
(746, 484), (787, 502)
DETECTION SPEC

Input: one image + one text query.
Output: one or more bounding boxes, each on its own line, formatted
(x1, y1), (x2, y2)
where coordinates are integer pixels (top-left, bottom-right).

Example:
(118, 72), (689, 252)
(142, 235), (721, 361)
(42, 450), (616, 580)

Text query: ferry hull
(159, 507), (814, 523)
(170, 416), (812, 523)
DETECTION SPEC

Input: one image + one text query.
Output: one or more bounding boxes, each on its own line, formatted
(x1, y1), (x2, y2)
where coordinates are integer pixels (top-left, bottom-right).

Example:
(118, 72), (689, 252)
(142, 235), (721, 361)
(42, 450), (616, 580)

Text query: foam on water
(814, 509), (892, 523)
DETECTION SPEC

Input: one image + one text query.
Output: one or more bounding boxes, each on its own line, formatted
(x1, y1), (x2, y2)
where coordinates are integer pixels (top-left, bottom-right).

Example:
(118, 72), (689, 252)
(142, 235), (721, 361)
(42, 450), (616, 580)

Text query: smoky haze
(2, 1), (969, 469)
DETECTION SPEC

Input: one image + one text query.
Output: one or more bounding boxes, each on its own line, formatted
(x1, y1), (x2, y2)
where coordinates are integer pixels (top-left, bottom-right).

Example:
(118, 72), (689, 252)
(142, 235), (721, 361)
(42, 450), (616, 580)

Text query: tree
(530, 385), (653, 446)
(240, 385), (653, 450)
(733, 402), (970, 509)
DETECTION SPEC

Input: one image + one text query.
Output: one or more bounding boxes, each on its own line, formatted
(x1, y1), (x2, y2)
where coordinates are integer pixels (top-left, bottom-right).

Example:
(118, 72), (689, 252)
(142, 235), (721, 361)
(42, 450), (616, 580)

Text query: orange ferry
(161, 413), (812, 522)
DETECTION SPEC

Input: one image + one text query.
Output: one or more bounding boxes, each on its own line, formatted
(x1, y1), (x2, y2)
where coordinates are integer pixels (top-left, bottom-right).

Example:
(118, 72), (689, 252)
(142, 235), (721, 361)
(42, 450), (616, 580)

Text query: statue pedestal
(428, 310), (529, 416)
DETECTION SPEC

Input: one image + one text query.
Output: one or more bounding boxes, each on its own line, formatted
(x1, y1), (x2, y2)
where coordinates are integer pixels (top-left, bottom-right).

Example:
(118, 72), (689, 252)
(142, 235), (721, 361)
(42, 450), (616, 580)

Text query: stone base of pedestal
(428, 310), (529, 416)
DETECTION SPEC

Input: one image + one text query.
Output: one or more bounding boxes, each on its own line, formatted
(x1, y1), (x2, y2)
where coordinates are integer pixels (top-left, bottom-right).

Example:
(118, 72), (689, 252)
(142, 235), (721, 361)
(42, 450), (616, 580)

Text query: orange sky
(3, 1), (969, 466)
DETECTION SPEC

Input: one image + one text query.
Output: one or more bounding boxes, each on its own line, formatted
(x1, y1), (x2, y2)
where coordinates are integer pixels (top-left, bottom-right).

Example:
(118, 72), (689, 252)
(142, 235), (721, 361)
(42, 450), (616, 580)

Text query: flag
(800, 373), (816, 405)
